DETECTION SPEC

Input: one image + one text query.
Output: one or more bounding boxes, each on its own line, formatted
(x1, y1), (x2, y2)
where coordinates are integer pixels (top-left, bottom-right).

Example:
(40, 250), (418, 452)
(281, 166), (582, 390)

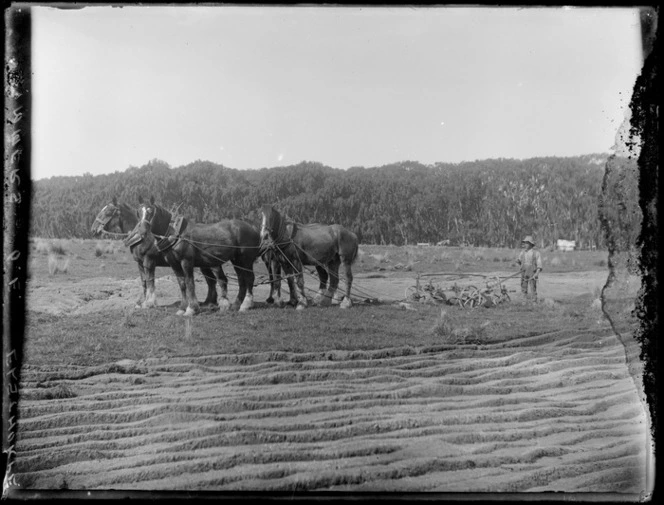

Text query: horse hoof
(176, 309), (185, 316)
(340, 298), (353, 309)
(184, 307), (196, 317)
(317, 296), (332, 308)
(296, 304), (306, 311)
(239, 296), (254, 312)
(266, 297), (274, 304)
(218, 299), (231, 312)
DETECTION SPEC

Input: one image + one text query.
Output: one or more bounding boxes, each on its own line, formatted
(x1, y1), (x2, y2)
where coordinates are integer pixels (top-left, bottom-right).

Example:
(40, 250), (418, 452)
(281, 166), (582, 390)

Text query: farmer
(517, 235), (542, 301)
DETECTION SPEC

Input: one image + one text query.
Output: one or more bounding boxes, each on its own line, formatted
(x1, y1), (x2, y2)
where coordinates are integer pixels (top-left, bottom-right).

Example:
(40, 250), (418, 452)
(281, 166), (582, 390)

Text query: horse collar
(171, 215), (187, 236)
(156, 215), (187, 253)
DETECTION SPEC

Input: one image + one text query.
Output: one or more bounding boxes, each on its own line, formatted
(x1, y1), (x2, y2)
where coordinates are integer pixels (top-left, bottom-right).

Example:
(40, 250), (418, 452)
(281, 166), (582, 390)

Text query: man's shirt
(518, 249), (542, 276)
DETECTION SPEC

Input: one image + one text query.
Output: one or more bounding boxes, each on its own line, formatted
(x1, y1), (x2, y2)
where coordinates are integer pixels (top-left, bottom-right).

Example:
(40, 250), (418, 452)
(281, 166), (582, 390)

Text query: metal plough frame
(405, 275), (511, 308)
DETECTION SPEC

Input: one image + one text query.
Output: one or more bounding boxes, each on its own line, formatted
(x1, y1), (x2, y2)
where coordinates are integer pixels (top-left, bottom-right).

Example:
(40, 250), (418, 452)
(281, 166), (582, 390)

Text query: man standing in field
(517, 235), (542, 301)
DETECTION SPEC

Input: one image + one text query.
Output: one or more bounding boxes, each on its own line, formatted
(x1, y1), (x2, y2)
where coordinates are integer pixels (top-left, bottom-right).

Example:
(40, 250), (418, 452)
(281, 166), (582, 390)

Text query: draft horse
(260, 204), (358, 310)
(134, 198), (263, 316)
(91, 197), (219, 309)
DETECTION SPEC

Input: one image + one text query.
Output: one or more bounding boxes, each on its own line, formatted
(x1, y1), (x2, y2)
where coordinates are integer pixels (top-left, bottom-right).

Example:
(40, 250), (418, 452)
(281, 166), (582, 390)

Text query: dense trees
(31, 154), (638, 249)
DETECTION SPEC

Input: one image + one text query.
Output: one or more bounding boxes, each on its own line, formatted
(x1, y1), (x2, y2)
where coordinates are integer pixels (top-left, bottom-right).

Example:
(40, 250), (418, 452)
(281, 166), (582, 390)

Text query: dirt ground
(10, 244), (651, 495)
(26, 268), (613, 317)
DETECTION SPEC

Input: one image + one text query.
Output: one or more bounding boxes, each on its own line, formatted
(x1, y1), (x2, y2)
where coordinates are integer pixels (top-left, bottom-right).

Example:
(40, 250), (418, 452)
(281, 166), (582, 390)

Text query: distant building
(556, 239), (576, 252)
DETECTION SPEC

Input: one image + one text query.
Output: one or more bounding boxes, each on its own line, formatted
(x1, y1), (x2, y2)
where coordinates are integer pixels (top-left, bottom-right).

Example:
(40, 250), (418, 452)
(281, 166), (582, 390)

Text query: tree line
(30, 154), (640, 249)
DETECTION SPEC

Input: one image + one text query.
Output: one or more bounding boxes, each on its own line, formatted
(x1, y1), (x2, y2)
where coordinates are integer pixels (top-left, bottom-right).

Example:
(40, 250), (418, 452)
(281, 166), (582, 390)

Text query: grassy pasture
(25, 294), (608, 368)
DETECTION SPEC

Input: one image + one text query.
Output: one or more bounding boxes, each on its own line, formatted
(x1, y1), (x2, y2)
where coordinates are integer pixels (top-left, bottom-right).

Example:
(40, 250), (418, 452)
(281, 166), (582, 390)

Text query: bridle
(138, 204), (159, 227)
(93, 205), (122, 232)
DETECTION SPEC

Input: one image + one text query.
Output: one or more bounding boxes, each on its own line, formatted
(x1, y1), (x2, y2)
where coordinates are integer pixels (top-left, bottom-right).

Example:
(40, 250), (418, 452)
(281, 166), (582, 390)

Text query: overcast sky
(31, 5), (643, 180)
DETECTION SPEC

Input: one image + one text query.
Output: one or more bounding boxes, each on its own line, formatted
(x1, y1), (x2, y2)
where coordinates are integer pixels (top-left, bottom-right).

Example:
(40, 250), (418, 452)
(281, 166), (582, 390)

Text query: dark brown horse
(260, 205), (359, 309)
(133, 199), (263, 316)
(261, 247), (288, 306)
(91, 198), (220, 309)
(91, 197), (137, 237)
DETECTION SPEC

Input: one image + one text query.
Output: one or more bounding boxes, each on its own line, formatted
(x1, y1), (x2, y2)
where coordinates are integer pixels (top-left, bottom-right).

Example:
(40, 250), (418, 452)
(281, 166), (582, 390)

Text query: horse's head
(260, 204), (293, 249)
(91, 200), (122, 236)
(260, 204), (275, 243)
(136, 196), (172, 236)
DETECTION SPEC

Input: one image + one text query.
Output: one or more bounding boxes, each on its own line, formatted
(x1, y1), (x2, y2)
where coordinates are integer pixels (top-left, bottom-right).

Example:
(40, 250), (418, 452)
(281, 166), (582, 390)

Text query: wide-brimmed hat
(521, 235), (535, 245)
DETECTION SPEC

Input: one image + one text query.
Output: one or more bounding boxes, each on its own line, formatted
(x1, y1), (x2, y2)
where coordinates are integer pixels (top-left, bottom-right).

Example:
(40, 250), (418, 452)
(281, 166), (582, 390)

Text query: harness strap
(124, 233), (143, 247)
(156, 214), (188, 252)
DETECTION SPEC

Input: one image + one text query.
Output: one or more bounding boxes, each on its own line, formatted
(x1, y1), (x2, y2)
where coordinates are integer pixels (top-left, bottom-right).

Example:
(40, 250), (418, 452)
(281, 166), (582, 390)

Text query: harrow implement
(405, 273), (513, 309)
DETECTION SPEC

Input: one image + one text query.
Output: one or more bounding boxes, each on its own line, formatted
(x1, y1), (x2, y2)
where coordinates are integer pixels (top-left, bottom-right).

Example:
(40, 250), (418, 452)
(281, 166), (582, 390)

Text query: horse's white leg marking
(143, 286), (157, 308)
(219, 297), (231, 312)
(340, 297), (353, 309)
(313, 288), (326, 306)
(239, 292), (254, 312)
(184, 306), (195, 317)
(274, 294), (283, 307)
(296, 292), (308, 310)
(176, 309), (185, 316)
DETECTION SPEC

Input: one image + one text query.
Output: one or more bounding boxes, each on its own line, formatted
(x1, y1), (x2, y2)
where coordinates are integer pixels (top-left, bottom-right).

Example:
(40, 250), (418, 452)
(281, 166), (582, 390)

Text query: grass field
(11, 238), (650, 494)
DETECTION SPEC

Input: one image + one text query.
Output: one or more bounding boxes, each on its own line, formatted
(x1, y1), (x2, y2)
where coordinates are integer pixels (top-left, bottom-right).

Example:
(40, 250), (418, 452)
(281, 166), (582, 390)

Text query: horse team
(91, 197), (358, 316)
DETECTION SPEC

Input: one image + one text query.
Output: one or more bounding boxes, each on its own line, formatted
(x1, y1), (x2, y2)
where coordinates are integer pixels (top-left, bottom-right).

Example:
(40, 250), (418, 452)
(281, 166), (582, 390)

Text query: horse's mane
(118, 202), (135, 217)
(154, 203), (172, 223)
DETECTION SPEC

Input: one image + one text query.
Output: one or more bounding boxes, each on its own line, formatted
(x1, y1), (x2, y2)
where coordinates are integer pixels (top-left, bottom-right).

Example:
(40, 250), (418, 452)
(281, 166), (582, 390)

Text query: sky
(31, 5), (644, 180)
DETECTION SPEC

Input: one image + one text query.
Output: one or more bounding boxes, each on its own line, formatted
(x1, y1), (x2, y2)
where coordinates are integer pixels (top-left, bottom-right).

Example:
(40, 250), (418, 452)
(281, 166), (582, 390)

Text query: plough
(405, 273), (514, 308)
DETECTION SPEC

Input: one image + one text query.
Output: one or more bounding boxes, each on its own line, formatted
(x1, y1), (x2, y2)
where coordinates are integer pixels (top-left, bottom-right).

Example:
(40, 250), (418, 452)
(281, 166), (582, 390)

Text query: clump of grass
(433, 307), (492, 344)
(374, 252), (390, 263)
(34, 239), (50, 255)
(49, 240), (67, 256)
(95, 240), (116, 257)
(47, 254), (70, 275)
(432, 308), (454, 338)
(122, 307), (137, 328)
(28, 382), (77, 400)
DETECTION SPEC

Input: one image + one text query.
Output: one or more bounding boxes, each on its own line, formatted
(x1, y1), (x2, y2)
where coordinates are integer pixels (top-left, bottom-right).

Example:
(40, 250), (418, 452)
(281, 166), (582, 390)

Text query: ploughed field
(13, 239), (649, 493)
